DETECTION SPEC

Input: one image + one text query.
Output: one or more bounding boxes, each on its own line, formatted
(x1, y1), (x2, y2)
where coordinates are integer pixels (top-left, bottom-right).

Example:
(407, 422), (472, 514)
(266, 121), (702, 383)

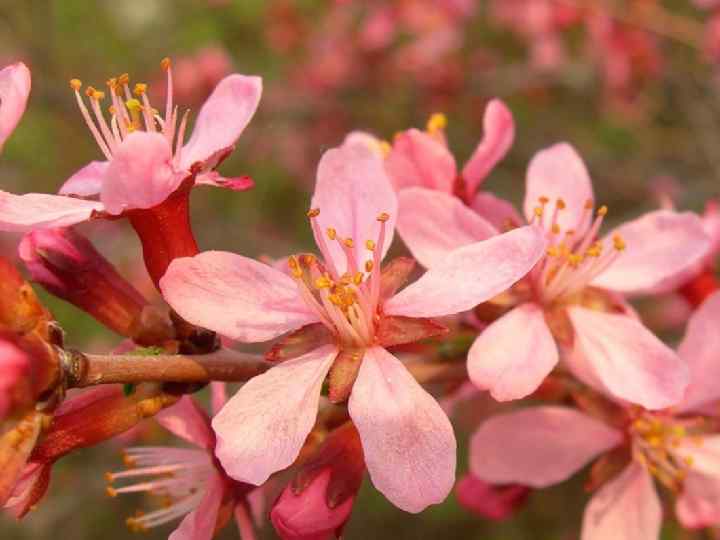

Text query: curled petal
(384, 225), (545, 318)
(58, 161), (108, 198)
(470, 406), (621, 488)
(161, 251), (319, 342)
(0, 191), (104, 232)
(213, 345), (337, 485)
(0, 62), (31, 151)
(194, 172), (254, 192)
(349, 347), (456, 513)
(386, 129), (456, 193)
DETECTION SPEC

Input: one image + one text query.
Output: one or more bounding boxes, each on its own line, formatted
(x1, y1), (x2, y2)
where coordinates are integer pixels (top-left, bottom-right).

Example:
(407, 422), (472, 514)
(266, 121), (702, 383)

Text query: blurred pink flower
(160, 138), (546, 513)
(469, 291), (720, 538)
(0, 61), (30, 152)
(397, 142), (709, 409)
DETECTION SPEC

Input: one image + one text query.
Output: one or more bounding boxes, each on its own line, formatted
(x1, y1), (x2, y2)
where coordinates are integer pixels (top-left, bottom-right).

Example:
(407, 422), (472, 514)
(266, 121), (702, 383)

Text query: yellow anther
(300, 254), (316, 267)
(684, 456), (695, 467)
(365, 260), (374, 272)
(307, 208), (320, 218)
(106, 77), (117, 89)
(343, 238), (354, 248)
(326, 228), (337, 240)
(551, 224), (560, 234)
(378, 140), (391, 157)
(377, 212), (389, 222)
(567, 253), (583, 267)
(329, 293), (343, 306)
(106, 486), (118, 498)
(314, 276), (332, 289)
(426, 112), (447, 134)
(85, 86), (97, 98)
(133, 83), (147, 96)
(288, 256), (303, 278)
(546, 246), (560, 257)
(613, 234), (626, 251)
(92, 90), (105, 100)
(161, 57), (171, 71)
(69, 78), (82, 91)
(584, 199), (593, 210)
(125, 98), (142, 112)
(118, 73), (130, 86)
(533, 206), (543, 217)
(538, 196), (550, 205)
(365, 239), (376, 251)
(556, 198), (566, 210)
(647, 435), (662, 448)
(585, 242), (602, 258)
(672, 426), (687, 437)
(597, 205), (608, 216)
(104, 472), (114, 483)
(353, 272), (363, 285)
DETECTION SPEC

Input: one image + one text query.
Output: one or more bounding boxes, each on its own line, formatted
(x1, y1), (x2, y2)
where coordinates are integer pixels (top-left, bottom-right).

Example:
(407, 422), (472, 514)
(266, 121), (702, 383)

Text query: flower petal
(161, 251), (319, 342)
(169, 473), (224, 540)
(101, 131), (183, 215)
(386, 128), (456, 193)
(396, 187), (497, 268)
(568, 306), (689, 410)
(213, 345), (337, 485)
(461, 99), (514, 196)
(467, 303), (558, 401)
(523, 143), (594, 235)
(0, 191), (104, 232)
(180, 74), (262, 170)
(348, 346), (456, 513)
(591, 210), (711, 294)
(471, 191), (524, 230)
(676, 472), (720, 529)
(581, 463), (660, 540)
(311, 140), (397, 274)
(0, 62), (31, 151)
(155, 396), (213, 450)
(470, 406), (621, 488)
(194, 171), (254, 192)
(58, 161), (108, 198)
(673, 435), (720, 478)
(384, 225), (545, 318)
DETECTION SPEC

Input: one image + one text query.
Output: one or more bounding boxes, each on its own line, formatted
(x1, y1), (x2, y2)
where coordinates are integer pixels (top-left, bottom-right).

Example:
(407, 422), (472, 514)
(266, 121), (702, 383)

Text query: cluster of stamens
(105, 446), (214, 533)
(287, 210), (390, 347)
(69, 58), (189, 168)
(528, 196), (626, 303)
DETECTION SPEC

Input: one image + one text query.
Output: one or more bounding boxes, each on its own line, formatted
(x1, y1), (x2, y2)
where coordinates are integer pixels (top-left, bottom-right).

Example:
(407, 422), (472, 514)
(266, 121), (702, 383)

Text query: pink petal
(311, 140), (397, 274)
(101, 131), (182, 215)
(58, 161), (108, 197)
(213, 345), (337, 485)
(386, 128), (456, 193)
(169, 473), (224, 540)
(676, 472), (720, 529)
(348, 346), (456, 513)
(470, 191), (524, 230)
(467, 303), (558, 401)
(591, 210), (711, 294)
(155, 396), (213, 450)
(180, 74), (262, 170)
(396, 187), (497, 268)
(455, 474), (529, 521)
(568, 307), (689, 410)
(194, 171), (254, 192)
(0, 62), (31, 151)
(581, 463), (660, 540)
(673, 435), (720, 477)
(523, 143), (594, 235)
(161, 251), (319, 342)
(470, 406), (621, 488)
(384, 225), (545, 318)
(677, 291), (720, 411)
(210, 382), (228, 415)
(461, 99), (514, 196)
(0, 191), (104, 232)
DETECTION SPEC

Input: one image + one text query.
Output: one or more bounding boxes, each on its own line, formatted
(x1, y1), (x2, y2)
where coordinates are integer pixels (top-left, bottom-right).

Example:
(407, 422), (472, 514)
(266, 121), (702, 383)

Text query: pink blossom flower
(106, 383), (264, 539)
(397, 142), (709, 409)
(0, 61), (30, 152)
(160, 138), (546, 513)
(0, 59), (260, 231)
(468, 291), (720, 538)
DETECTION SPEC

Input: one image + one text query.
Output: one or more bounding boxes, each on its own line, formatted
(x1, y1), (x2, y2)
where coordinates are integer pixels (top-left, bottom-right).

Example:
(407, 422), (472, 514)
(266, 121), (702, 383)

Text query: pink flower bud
(456, 474), (529, 521)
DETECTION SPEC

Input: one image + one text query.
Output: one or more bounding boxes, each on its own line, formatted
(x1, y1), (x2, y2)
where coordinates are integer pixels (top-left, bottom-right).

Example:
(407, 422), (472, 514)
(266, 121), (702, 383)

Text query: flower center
(527, 196), (626, 304)
(105, 445), (214, 532)
(287, 210), (390, 348)
(69, 58), (189, 168)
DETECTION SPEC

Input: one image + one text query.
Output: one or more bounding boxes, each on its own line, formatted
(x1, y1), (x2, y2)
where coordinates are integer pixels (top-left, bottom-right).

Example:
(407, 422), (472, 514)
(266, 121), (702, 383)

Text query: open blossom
(469, 291), (720, 539)
(396, 142), (709, 409)
(160, 139), (546, 513)
(105, 384), (264, 539)
(0, 61), (30, 151)
(0, 59), (260, 233)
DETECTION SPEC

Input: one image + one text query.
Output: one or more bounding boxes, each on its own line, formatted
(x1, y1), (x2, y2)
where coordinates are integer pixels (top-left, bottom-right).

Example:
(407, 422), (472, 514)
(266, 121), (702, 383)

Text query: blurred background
(1, 0), (718, 538)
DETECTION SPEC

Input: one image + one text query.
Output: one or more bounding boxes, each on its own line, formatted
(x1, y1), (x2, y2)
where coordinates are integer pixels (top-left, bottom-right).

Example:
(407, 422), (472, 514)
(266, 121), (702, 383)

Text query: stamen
(306, 209), (340, 280)
(161, 58), (174, 140)
(70, 79), (113, 160)
(426, 113), (447, 135)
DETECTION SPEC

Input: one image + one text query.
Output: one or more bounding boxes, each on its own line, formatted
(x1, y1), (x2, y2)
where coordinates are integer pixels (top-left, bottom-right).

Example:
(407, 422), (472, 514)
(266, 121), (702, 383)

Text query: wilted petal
(156, 396), (213, 450)
(471, 192), (524, 231)
(161, 251), (319, 342)
(396, 187), (497, 268)
(591, 210), (710, 294)
(523, 143), (594, 235)
(568, 307), (689, 410)
(194, 171), (254, 192)
(386, 128), (456, 193)
(0, 191), (104, 232)
(0, 412), (43, 506)
(384, 225), (545, 318)
(348, 347), (456, 513)
(311, 140), (397, 274)
(0, 62), (31, 151)
(213, 345), (337, 485)
(58, 161), (108, 197)
(581, 463), (660, 540)
(470, 406), (621, 488)
(462, 99), (514, 196)
(101, 132), (182, 215)
(467, 303), (558, 401)
(169, 473), (224, 540)
(180, 74), (262, 170)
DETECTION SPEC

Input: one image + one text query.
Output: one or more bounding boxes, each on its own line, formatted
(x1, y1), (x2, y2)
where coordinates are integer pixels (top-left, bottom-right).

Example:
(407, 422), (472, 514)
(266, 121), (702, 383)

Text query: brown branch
(66, 349), (270, 388)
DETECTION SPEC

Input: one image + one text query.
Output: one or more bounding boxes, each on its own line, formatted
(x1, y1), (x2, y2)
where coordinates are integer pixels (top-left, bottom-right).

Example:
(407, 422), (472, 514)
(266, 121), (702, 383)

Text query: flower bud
(456, 474), (529, 521)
